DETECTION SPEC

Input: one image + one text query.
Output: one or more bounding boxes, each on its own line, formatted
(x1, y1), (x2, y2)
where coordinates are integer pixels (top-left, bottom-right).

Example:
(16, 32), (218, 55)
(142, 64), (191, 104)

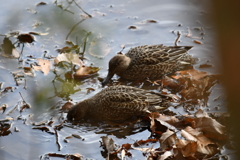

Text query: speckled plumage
(67, 85), (169, 121)
(102, 44), (193, 86)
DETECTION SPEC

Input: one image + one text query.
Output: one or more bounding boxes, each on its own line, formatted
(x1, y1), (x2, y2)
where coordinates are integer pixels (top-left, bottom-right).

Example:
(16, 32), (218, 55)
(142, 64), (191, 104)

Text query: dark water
(0, 0), (229, 159)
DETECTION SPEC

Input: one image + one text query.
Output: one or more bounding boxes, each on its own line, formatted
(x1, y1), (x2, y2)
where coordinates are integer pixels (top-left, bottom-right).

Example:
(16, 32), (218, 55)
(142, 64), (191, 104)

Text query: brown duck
(102, 44), (194, 86)
(67, 85), (169, 121)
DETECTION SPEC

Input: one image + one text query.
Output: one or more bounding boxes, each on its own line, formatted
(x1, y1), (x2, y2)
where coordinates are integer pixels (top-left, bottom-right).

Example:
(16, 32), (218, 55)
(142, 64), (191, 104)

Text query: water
(0, 0), (228, 159)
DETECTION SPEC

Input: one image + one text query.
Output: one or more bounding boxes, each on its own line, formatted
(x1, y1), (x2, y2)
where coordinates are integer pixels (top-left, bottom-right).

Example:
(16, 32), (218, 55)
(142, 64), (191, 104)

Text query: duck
(67, 85), (169, 121)
(102, 44), (194, 86)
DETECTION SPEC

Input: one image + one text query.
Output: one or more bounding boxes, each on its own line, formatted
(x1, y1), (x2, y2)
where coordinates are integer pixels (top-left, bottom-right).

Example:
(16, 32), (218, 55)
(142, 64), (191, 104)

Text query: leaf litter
(96, 109), (227, 159)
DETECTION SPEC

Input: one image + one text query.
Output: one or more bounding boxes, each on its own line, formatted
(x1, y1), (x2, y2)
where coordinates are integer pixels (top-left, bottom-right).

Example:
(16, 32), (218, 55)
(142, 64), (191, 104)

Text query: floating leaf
(101, 136), (116, 153)
(61, 101), (74, 110)
(1, 37), (20, 59)
(17, 34), (35, 43)
(73, 66), (100, 78)
(54, 53), (83, 66)
(171, 69), (209, 80)
(128, 26), (137, 29)
(32, 58), (51, 75)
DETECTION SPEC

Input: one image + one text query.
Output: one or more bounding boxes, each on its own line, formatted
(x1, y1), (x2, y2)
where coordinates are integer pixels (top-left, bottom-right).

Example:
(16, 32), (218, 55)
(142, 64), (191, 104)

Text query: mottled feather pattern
(67, 85), (168, 121)
(102, 44), (193, 85)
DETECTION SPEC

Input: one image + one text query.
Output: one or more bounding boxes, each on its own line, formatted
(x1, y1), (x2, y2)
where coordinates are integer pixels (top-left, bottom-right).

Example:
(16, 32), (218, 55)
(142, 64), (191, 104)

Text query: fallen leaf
(23, 67), (34, 77)
(73, 66), (100, 78)
(181, 126), (213, 145)
(122, 143), (132, 150)
(159, 129), (177, 150)
(29, 32), (48, 36)
(133, 139), (158, 147)
(193, 40), (203, 44)
(171, 69), (209, 80)
(128, 26), (137, 29)
(32, 58), (51, 75)
(132, 147), (155, 152)
(121, 149), (126, 160)
(1, 37), (20, 59)
(193, 116), (226, 140)
(199, 64), (213, 68)
(61, 101), (74, 110)
(101, 136), (116, 153)
(36, 2), (47, 6)
(159, 151), (173, 160)
(54, 52), (83, 66)
(17, 34), (35, 43)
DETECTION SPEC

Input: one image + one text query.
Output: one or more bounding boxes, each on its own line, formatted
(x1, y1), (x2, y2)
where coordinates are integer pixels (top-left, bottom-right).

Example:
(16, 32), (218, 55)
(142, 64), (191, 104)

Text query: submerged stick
(174, 31), (181, 46)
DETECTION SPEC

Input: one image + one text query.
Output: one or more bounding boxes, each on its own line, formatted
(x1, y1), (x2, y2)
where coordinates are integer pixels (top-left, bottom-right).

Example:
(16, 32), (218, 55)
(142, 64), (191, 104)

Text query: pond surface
(0, 0), (231, 159)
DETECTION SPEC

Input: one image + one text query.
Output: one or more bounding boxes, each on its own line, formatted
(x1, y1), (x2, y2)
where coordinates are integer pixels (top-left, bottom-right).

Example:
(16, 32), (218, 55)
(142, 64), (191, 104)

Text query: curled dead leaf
(54, 52), (83, 66)
(73, 66), (100, 79)
(101, 136), (116, 153)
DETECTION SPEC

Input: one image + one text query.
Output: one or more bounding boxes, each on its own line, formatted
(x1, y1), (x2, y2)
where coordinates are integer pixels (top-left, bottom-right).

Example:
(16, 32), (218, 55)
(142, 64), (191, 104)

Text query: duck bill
(102, 72), (114, 87)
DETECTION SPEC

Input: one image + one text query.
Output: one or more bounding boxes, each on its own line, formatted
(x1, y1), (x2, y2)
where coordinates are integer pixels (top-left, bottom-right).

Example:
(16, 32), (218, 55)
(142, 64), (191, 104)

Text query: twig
(24, 79), (27, 90)
(19, 92), (26, 103)
(6, 104), (18, 115)
(18, 43), (24, 61)
(66, 19), (85, 40)
(73, 0), (92, 17)
(54, 129), (61, 151)
(174, 31), (181, 46)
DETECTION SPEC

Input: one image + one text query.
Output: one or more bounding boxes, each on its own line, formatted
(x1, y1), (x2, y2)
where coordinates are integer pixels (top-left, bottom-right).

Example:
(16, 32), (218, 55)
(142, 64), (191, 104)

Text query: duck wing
(97, 85), (165, 113)
(126, 45), (193, 65)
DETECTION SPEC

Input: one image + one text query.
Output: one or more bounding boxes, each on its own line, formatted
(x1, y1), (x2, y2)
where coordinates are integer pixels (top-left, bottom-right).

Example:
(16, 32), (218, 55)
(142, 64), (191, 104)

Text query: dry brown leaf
(159, 129), (177, 150)
(193, 40), (203, 44)
(155, 114), (179, 125)
(181, 126), (213, 145)
(88, 40), (110, 57)
(32, 58), (51, 75)
(122, 143), (132, 150)
(61, 101), (74, 110)
(17, 34), (35, 43)
(101, 136), (116, 153)
(54, 53), (83, 66)
(159, 151), (173, 160)
(193, 117), (226, 140)
(23, 67), (34, 77)
(132, 147), (155, 152)
(181, 141), (197, 157)
(150, 113), (178, 133)
(74, 66), (100, 78)
(195, 109), (209, 118)
(1, 37), (20, 59)
(171, 69), (209, 80)
(175, 139), (189, 148)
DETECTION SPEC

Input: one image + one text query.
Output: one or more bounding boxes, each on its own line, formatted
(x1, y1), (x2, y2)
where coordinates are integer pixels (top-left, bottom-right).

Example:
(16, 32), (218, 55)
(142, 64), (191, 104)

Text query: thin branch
(54, 129), (61, 151)
(19, 92), (26, 103)
(66, 19), (85, 40)
(73, 0), (92, 17)
(174, 31), (181, 46)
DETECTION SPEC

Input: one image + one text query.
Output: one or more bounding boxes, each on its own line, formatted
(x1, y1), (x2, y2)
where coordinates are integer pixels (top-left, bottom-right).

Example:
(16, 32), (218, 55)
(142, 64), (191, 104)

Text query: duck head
(102, 54), (131, 86)
(67, 101), (88, 121)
